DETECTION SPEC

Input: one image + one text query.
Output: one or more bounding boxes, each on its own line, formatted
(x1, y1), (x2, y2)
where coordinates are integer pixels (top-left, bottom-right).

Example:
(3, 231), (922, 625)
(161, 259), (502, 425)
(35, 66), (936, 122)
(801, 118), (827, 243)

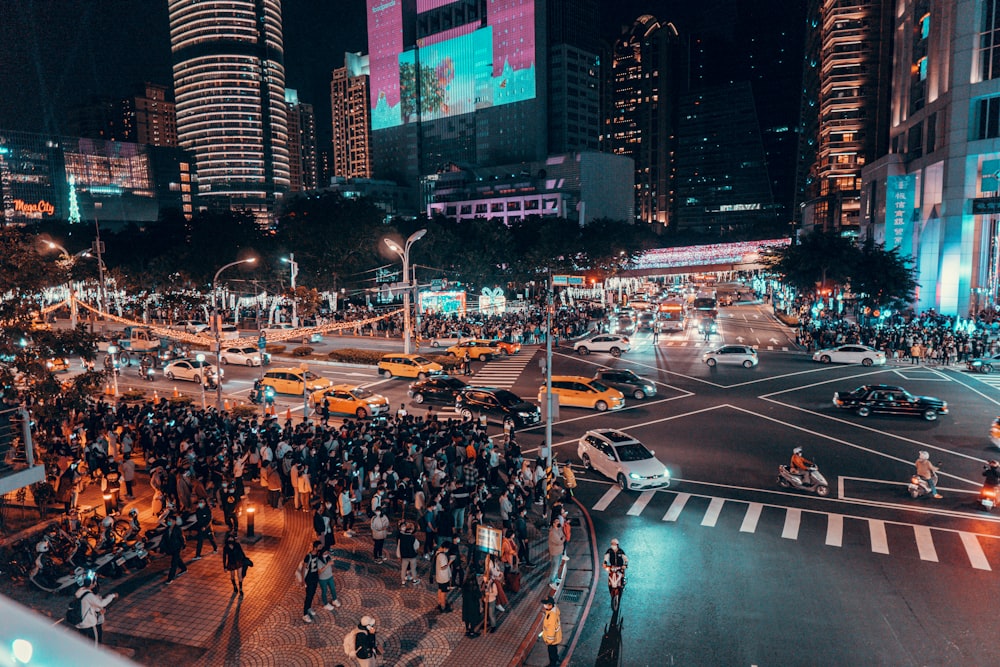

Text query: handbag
(244, 557), (254, 568)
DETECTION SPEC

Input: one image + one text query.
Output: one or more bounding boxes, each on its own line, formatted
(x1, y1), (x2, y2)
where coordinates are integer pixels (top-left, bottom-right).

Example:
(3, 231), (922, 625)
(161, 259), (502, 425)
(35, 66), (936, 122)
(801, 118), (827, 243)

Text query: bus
(656, 299), (688, 332)
(691, 291), (717, 315)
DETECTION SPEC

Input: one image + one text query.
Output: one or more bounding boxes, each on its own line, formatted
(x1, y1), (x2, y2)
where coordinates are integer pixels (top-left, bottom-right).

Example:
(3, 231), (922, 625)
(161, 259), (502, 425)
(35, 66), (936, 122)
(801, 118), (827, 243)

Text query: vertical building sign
(885, 174), (915, 258)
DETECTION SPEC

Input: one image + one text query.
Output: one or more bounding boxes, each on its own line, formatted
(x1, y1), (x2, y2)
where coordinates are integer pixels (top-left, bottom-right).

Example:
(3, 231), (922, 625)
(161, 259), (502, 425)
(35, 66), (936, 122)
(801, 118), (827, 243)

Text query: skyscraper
(547, 0), (602, 154)
(285, 89), (318, 192)
(861, 0), (1000, 317)
(605, 15), (687, 225)
(168, 0), (290, 218)
(126, 83), (178, 148)
(331, 52), (373, 179)
(797, 0), (894, 233)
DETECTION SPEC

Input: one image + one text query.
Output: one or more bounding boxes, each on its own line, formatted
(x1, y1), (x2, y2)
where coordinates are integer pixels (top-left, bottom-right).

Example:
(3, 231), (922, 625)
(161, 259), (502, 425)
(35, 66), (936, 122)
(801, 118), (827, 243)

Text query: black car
(456, 387), (542, 429)
(833, 384), (948, 421)
(967, 353), (1000, 373)
(594, 368), (657, 400)
(407, 374), (468, 405)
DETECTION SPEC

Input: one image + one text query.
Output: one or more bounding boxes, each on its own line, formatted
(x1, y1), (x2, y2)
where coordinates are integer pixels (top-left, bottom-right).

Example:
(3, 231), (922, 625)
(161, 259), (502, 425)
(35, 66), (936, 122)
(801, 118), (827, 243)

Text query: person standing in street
(219, 481), (240, 535)
(371, 507), (390, 563)
(547, 516), (565, 587)
(316, 546), (342, 610)
(297, 540), (322, 623)
(192, 499), (217, 560)
(121, 453), (136, 499)
(434, 542), (454, 612)
(354, 616), (382, 667)
(222, 531), (247, 595)
(541, 596), (562, 667)
(74, 571), (118, 646)
(164, 515), (188, 584)
(397, 520), (420, 586)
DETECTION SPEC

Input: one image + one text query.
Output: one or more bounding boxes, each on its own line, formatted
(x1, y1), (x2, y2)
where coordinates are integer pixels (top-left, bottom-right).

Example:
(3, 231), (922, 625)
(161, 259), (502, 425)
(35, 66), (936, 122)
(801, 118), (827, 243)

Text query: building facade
(126, 83), (178, 148)
(798, 0), (894, 234)
(547, 0), (602, 154)
(168, 0), (290, 220)
(285, 89), (318, 192)
(861, 0), (1000, 317)
(331, 52), (373, 179)
(604, 16), (687, 226)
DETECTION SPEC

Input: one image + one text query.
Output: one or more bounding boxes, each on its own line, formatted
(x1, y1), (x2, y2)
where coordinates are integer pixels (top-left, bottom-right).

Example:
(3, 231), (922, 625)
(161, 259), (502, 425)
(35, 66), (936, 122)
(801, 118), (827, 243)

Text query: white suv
(574, 334), (631, 357)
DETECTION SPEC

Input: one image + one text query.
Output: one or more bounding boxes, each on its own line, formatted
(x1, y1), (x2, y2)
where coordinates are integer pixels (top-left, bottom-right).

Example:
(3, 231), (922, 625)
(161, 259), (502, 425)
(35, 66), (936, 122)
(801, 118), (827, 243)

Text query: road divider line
(627, 490), (656, 516)
(826, 514), (843, 547)
(961, 532), (992, 570)
(663, 493), (690, 522)
(914, 526), (937, 562)
(782, 508), (801, 539)
(869, 520), (889, 554)
(701, 497), (725, 527)
(740, 503), (762, 533)
(591, 487), (620, 512)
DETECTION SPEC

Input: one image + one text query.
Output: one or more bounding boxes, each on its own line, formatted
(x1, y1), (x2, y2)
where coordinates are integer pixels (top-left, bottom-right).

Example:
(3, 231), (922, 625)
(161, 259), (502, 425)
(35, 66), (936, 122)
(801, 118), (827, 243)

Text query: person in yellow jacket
(541, 596), (562, 667)
(562, 464), (577, 498)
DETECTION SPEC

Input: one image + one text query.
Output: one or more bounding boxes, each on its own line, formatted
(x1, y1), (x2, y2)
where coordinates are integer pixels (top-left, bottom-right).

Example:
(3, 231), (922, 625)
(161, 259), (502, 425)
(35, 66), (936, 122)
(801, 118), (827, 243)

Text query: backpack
(343, 627), (362, 658)
(66, 593), (85, 626)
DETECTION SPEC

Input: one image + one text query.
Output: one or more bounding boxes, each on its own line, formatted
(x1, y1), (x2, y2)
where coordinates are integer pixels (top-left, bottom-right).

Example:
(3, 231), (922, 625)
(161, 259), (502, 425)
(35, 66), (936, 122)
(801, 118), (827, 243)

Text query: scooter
(139, 366), (155, 382)
(907, 469), (940, 499)
(29, 553), (79, 593)
(607, 566), (626, 612)
(980, 484), (999, 511)
(778, 464), (830, 497)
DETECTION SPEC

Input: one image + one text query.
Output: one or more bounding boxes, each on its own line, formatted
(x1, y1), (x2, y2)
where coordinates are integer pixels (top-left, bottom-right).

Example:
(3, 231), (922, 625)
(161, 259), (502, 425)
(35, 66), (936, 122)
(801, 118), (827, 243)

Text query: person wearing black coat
(461, 573), (483, 637)
(163, 516), (188, 584)
(221, 531), (247, 595)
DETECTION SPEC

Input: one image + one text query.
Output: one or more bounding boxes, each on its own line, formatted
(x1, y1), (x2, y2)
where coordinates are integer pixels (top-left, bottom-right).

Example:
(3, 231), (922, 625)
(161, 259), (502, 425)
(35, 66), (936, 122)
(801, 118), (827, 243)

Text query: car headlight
(629, 472), (642, 480)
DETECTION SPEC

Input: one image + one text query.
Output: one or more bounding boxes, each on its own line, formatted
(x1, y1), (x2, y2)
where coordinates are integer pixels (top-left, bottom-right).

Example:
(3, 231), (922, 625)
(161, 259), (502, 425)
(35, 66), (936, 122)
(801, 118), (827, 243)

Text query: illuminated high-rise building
(285, 89), (318, 192)
(126, 83), (178, 148)
(168, 0), (290, 218)
(331, 52), (373, 179)
(605, 15), (688, 225)
(861, 0), (1000, 316)
(366, 0), (546, 193)
(797, 0), (894, 233)
(547, 0), (602, 153)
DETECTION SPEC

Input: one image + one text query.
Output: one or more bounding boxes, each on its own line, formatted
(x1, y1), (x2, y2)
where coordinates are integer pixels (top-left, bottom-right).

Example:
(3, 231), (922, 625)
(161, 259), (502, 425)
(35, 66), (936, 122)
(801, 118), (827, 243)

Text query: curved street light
(212, 257), (256, 410)
(384, 229), (427, 354)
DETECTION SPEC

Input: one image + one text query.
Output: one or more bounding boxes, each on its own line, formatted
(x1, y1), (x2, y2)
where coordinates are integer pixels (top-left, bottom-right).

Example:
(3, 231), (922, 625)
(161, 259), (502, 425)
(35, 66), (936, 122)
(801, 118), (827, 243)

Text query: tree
(764, 230), (858, 294)
(850, 237), (918, 311)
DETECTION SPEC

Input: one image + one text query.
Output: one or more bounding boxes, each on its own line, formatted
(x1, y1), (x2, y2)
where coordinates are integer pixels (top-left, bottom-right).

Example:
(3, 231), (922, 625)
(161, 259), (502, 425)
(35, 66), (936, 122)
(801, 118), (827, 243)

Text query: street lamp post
(384, 230), (427, 355)
(281, 254), (299, 327)
(196, 353), (207, 410)
(106, 344), (119, 398)
(212, 258), (256, 410)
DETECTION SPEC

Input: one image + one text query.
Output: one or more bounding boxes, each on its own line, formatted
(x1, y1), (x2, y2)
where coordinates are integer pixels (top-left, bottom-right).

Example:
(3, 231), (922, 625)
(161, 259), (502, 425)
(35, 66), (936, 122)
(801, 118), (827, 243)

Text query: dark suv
(457, 387), (542, 429)
(594, 369), (657, 400)
(833, 384), (948, 421)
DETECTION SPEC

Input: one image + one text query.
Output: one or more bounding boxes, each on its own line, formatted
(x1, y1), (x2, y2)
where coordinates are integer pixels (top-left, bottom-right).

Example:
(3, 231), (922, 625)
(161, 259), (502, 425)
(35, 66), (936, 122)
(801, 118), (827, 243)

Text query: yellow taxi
(446, 340), (496, 362)
(311, 384), (390, 419)
(991, 416), (1000, 448)
(378, 353), (443, 379)
(538, 375), (625, 412)
(471, 338), (521, 356)
(45, 357), (70, 373)
(261, 366), (333, 395)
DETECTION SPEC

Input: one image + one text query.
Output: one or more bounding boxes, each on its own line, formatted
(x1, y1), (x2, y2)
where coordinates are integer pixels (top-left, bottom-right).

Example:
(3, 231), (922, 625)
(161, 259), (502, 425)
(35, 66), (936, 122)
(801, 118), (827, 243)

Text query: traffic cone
(172, 386), (179, 398)
(284, 408), (292, 421)
(153, 390), (159, 401)
(223, 399), (231, 411)
(267, 404), (276, 416)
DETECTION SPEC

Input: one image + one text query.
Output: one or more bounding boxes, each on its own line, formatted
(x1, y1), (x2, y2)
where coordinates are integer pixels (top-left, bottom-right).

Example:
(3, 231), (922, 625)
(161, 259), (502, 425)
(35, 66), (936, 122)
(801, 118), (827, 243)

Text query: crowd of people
(25, 392), (570, 654)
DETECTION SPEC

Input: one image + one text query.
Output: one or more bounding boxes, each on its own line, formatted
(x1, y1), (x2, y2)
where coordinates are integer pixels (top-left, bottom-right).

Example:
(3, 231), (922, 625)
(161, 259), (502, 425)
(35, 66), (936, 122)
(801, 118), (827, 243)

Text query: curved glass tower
(168, 0), (290, 219)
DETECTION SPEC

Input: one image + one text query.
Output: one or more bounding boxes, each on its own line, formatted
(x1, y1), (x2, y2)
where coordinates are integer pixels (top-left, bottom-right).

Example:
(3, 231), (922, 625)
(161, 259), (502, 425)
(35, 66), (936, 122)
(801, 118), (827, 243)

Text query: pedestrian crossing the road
(468, 350), (539, 388)
(585, 483), (999, 571)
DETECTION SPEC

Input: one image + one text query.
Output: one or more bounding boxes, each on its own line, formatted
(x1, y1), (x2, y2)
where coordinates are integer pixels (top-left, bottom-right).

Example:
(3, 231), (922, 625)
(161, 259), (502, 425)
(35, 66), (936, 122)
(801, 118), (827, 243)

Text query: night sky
(0, 0), (804, 148)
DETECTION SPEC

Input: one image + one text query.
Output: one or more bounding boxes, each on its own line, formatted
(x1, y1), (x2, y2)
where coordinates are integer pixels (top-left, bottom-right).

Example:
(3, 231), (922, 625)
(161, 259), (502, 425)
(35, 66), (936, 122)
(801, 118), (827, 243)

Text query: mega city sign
(12, 199), (55, 216)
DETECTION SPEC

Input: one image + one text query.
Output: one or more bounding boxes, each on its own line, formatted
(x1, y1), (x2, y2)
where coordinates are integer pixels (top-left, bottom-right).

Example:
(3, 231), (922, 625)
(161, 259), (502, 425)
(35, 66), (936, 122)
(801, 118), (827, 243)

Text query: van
(261, 366), (332, 395)
(378, 353), (443, 380)
(538, 375), (625, 412)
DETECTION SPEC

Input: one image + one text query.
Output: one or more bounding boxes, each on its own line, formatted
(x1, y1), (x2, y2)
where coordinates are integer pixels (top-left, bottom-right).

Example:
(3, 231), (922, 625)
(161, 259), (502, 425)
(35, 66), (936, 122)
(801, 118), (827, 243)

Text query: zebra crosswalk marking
(914, 526), (938, 562)
(782, 508), (801, 539)
(592, 486), (621, 512)
(469, 352), (538, 389)
(627, 490), (656, 516)
(740, 503), (763, 533)
(663, 493), (690, 522)
(961, 532), (991, 570)
(701, 497), (725, 527)
(869, 520), (889, 554)
(826, 514), (843, 547)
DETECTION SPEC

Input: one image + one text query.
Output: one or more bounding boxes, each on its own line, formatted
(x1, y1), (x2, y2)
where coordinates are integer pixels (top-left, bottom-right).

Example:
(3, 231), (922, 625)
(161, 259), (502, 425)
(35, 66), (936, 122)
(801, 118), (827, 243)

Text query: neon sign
(12, 199), (55, 216)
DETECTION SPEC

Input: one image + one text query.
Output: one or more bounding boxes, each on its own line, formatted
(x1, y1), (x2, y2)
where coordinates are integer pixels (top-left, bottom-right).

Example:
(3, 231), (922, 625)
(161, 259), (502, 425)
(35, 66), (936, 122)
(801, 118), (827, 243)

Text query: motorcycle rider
(915, 451), (942, 499)
(124, 508), (141, 542)
(984, 460), (1000, 487)
(603, 538), (628, 571)
(139, 356), (153, 379)
(790, 447), (814, 486)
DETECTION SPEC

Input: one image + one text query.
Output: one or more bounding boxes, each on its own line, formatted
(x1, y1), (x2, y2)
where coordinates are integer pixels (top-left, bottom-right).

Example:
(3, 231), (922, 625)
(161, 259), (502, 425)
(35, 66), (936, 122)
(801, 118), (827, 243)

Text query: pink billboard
(367, 0), (406, 113)
(416, 0), (456, 10)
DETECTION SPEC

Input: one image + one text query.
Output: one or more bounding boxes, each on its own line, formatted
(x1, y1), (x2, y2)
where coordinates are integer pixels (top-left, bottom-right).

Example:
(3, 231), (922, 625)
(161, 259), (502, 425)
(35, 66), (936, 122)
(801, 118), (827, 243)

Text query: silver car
(703, 344), (758, 368)
(577, 429), (671, 490)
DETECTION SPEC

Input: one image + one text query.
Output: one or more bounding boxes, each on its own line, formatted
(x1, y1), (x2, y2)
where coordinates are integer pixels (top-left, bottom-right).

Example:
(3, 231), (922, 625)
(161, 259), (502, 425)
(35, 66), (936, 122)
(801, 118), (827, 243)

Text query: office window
(979, 0), (1000, 81)
(977, 96), (1000, 139)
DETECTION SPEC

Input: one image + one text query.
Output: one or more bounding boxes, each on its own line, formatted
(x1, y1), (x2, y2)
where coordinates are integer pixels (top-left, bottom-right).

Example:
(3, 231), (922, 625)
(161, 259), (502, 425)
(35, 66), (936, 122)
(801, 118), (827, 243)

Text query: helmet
(35, 539), (50, 553)
(610, 538), (619, 547)
(918, 450), (930, 460)
(792, 447), (803, 455)
(74, 567), (95, 588)
(128, 508), (138, 518)
(102, 516), (114, 528)
(361, 616), (376, 629)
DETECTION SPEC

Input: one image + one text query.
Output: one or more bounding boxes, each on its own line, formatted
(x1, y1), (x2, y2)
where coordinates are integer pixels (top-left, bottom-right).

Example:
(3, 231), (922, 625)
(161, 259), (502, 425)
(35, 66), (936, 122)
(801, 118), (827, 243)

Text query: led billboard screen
(370, 1), (536, 130)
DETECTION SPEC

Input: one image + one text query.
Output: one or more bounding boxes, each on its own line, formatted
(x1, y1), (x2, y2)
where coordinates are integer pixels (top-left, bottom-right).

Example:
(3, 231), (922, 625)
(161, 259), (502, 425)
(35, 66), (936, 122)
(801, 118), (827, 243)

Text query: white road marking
(961, 532), (991, 570)
(663, 493), (690, 522)
(869, 520), (889, 554)
(701, 497), (725, 526)
(627, 491), (656, 516)
(914, 526), (938, 562)
(740, 503), (763, 533)
(592, 486), (621, 512)
(782, 508), (801, 539)
(826, 514), (843, 547)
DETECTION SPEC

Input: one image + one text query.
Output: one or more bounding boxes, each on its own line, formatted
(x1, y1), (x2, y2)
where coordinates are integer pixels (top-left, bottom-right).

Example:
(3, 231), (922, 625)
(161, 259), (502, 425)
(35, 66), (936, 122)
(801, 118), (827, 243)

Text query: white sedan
(430, 331), (471, 347)
(163, 358), (222, 384)
(574, 335), (631, 357)
(220, 346), (262, 366)
(812, 344), (886, 367)
(177, 320), (209, 334)
(703, 345), (758, 368)
(577, 429), (671, 491)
